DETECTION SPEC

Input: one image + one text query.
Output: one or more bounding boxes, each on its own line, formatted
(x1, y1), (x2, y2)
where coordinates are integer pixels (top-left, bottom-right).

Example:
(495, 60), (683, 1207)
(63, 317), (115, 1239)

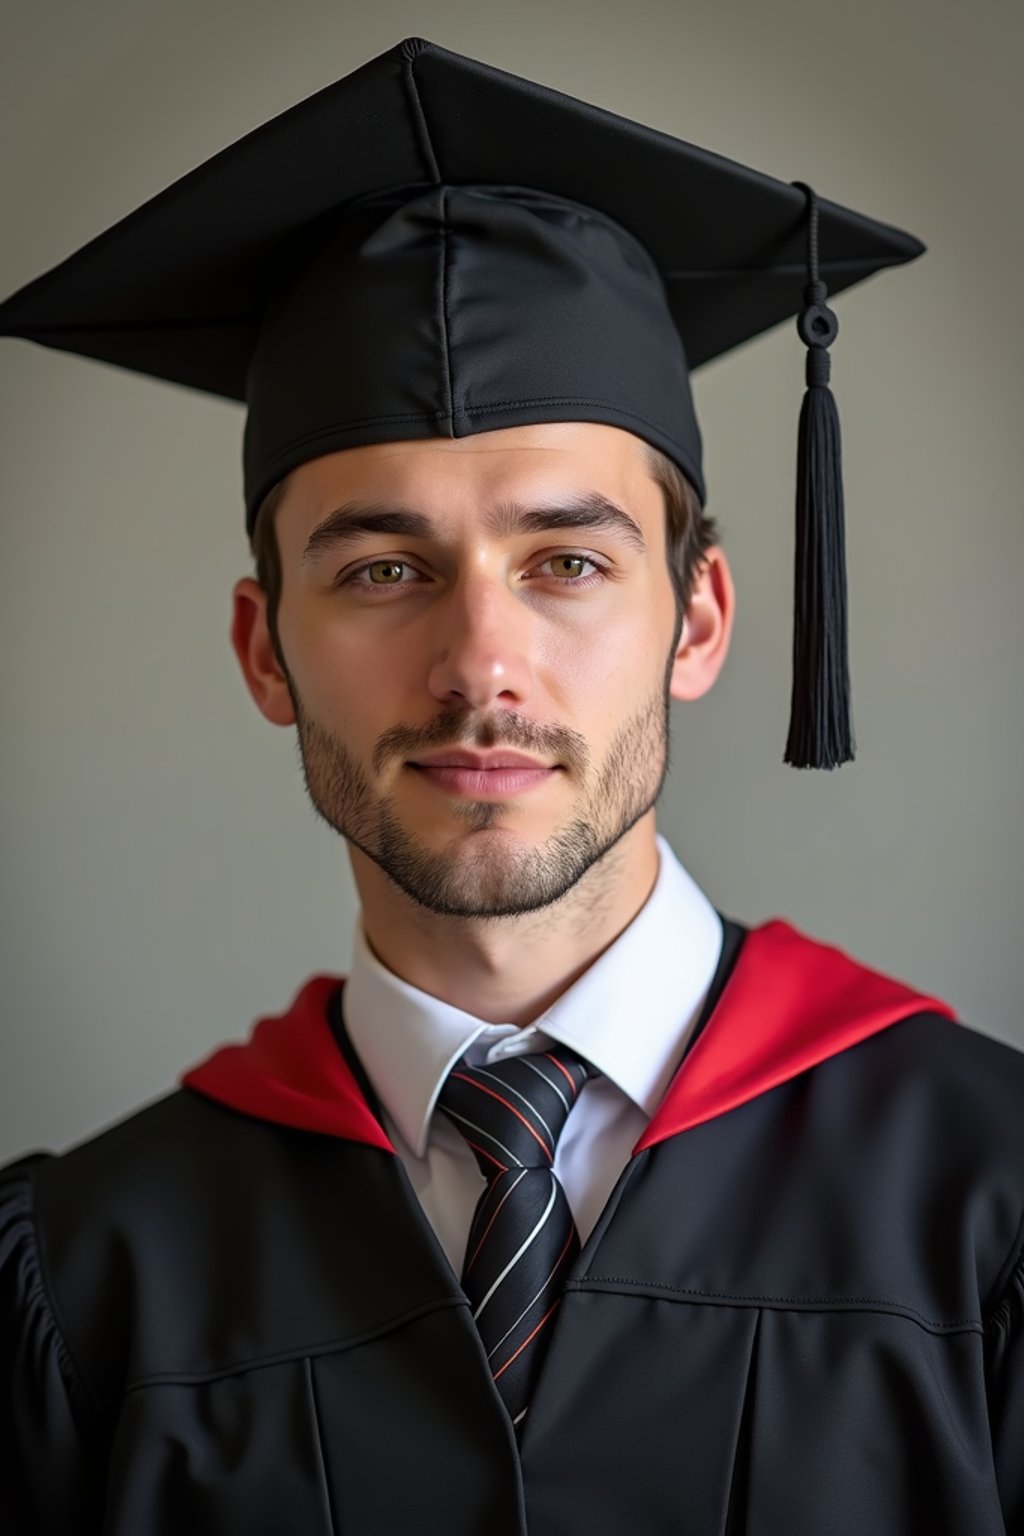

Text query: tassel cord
(785, 183), (854, 769)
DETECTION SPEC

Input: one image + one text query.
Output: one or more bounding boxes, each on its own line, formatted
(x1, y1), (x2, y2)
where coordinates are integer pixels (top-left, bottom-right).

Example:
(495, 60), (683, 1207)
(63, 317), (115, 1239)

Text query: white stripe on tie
(474, 1066), (555, 1144)
(473, 1175), (558, 1322)
(443, 1108), (523, 1168)
(521, 1057), (570, 1113)
(486, 1237), (570, 1360)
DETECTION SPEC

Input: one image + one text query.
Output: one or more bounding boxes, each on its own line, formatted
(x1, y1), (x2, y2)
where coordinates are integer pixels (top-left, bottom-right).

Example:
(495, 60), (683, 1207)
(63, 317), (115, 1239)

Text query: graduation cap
(0, 36), (924, 768)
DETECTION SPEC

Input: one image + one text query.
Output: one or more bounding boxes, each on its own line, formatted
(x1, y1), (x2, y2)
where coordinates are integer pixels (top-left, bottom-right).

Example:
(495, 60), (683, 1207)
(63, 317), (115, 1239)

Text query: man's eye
(342, 559), (419, 589)
(535, 553), (607, 584)
(339, 552), (607, 592)
(545, 554), (592, 580)
(364, 560), (407, 585)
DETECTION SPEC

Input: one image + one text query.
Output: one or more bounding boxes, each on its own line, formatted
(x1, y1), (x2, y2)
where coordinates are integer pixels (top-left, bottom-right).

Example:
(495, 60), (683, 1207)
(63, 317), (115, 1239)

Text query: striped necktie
(437, 1045), (593, 1429)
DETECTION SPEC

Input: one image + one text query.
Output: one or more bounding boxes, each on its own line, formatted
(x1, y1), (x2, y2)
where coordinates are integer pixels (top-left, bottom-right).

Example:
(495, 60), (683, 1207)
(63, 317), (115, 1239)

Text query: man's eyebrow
(301, 505), (432, 564)
(488, 495), (647, 553)
(300, 493), (647, 564)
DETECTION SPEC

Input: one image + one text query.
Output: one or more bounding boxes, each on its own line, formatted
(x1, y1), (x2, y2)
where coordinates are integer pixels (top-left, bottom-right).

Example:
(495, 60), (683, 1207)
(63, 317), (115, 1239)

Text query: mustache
(372, 713), (590, 777)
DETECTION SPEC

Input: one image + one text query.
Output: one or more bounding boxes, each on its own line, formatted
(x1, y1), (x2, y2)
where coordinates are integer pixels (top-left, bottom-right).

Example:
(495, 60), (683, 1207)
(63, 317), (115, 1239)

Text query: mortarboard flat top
(0, 35), (921, 404)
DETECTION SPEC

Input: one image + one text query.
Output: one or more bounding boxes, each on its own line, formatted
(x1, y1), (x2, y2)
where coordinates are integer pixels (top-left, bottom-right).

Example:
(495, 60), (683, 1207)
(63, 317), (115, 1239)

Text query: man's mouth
(408, 752), (560, 798)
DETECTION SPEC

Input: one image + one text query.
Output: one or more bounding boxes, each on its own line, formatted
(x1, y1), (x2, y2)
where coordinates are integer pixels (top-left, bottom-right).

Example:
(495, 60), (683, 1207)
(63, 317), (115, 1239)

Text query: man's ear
(230, 577), (296, 726)
(668, 546), (735, 702)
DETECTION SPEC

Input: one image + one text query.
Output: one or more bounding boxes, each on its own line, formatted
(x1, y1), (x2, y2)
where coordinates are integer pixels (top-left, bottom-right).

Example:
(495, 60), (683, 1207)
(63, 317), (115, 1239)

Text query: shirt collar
(343, 834), (723, 1157)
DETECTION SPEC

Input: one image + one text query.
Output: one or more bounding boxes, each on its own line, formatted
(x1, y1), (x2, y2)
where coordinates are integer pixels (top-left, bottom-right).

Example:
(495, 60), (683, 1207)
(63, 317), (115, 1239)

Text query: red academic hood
(182, 920), (954, 1152)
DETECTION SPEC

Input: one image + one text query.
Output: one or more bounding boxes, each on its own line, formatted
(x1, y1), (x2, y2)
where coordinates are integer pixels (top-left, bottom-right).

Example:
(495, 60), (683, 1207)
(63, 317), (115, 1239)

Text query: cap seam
(3, 316), (253, 336)
(437, 189), (455, 431)
(249, 400), (706, 518)
(5, 252), (903, 341)
(252, 396), (698, 453)
(664, 254), (915, 280)
(401, 47), (441, 183)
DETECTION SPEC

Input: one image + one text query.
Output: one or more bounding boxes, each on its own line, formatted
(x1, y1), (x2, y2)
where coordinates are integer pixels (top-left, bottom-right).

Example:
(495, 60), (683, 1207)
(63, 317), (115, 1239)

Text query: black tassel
(784, 184), (854, 769)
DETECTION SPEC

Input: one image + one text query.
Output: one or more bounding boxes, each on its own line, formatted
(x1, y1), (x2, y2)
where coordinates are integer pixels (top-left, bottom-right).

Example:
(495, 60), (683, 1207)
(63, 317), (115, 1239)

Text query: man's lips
(408, 751), (560, 797)
(410, 750), (553, 770)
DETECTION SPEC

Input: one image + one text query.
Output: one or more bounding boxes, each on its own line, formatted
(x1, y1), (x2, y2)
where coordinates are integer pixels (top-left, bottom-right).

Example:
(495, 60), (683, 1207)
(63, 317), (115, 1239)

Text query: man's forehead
(277, 423), (663, 532)
(294, 496), (653, 572)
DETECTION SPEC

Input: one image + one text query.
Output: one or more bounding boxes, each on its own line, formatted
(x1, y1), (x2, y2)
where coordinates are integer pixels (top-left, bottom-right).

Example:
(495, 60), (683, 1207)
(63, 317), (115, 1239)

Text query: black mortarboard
(0, 36), (924, 768)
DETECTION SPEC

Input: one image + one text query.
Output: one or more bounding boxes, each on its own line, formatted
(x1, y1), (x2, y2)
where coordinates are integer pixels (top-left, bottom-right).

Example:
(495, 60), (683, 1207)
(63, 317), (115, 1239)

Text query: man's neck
(348, 816), (661, 1027)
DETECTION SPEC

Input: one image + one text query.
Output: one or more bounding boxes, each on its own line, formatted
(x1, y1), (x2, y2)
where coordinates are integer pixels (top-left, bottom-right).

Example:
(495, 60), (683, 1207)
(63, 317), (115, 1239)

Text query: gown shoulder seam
(570, 1277), (984, 1335)
(4, 1156), (105, 1422)
(120, 1294), (470, 1391)
(985, 1201), (1024, 1331)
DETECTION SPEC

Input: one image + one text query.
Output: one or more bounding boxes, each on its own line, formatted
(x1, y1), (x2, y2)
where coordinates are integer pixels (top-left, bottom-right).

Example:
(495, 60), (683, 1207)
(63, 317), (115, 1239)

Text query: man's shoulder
(722, 916), (1024, 1161)
(855, 1006), (1024, 1142)
(5, 973), (357, 1214)
(13, 1063), (368, 1223)
(4, 1089), (251, 1230)
(1, 1074), (393, 1405)
(893, 1005), (1024, 1069)
(777, 931), (1024, 1193)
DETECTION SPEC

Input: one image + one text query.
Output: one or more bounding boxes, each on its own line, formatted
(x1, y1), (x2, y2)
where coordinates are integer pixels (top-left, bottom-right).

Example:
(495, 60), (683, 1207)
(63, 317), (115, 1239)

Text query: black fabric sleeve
(0, 1156), (105, 1535)
(988, 1243), (1024, 1535)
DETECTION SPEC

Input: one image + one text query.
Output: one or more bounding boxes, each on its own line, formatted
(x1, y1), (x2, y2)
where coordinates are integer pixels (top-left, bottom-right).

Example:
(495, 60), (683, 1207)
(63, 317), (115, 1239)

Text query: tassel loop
(784, 183), (855, 770)
(797, 291), (839, 353)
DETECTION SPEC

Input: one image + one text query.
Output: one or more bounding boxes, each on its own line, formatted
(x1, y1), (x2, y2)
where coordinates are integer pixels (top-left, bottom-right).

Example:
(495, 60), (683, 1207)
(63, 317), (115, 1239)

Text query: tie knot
(438, 1045), (592, 1177)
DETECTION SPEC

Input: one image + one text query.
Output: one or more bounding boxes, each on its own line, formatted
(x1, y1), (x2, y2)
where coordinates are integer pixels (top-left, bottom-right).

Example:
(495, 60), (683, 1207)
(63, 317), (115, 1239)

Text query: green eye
(550, 555), (588, 578)
(367, 560), (405, 584)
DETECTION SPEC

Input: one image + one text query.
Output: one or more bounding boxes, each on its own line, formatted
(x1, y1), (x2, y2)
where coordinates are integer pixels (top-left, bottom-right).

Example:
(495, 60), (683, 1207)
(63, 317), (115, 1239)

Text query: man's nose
(426, 572), (533, 711)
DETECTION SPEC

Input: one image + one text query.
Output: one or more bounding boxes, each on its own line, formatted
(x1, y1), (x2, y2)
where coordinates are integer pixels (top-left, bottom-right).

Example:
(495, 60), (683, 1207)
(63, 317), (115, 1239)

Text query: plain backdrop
(1, 0), (1021, 1163)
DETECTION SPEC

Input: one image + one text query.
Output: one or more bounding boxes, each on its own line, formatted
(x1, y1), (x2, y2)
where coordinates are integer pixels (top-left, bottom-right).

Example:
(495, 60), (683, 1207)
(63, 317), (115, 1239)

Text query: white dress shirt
(343, 835), (723, 1273)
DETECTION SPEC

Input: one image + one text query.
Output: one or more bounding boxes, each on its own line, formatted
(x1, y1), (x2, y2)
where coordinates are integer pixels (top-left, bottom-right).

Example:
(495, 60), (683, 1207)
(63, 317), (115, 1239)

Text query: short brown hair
(639, 442), (718, 625)
(249, 440), (717, 667)
(250, 474), (289, 668)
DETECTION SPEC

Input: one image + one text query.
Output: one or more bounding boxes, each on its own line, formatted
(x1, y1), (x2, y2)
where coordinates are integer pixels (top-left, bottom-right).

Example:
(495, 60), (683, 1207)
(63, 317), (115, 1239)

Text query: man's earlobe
(229, 577), (296, 726)
(668, 547), (735, 703)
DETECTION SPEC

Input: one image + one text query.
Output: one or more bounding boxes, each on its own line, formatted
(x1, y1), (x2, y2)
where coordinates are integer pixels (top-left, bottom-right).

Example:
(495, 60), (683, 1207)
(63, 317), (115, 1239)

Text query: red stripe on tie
(545, 1053), (578, 1095)
(492, 1297), (563, 1383)
(452, 1072), (553, 1162)
(551, 1224), (576, 1279)
(484, 1218), (576, 1355)
(465, 1173), (523, 1274)
(463, 1138), (508, 1174)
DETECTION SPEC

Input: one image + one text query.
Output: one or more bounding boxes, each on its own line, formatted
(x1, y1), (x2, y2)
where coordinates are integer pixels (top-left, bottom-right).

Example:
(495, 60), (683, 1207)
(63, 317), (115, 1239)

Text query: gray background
(1, 0), (1021, 1164)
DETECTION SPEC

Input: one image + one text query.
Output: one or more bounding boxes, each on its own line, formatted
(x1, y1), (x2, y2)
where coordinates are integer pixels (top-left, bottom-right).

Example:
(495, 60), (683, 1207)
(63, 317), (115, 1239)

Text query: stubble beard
(285, 678), (672, 921)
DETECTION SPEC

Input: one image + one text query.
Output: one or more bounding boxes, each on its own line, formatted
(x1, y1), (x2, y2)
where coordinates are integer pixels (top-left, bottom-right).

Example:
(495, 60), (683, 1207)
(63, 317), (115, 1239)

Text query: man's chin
(354, 819), (605, 919)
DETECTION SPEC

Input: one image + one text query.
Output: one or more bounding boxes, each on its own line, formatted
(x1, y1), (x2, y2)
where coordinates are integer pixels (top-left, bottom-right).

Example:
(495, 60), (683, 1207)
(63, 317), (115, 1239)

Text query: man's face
(255, 423), (694, 918)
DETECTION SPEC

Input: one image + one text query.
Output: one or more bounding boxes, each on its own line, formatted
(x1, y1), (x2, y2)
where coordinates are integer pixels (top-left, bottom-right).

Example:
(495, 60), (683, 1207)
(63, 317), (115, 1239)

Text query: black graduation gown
(2, 917), (1023, 1535)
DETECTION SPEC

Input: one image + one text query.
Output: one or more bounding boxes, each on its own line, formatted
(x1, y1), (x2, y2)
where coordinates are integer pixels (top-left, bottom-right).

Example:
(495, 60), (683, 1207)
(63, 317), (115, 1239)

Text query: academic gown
(3, 917), (1024, 1536)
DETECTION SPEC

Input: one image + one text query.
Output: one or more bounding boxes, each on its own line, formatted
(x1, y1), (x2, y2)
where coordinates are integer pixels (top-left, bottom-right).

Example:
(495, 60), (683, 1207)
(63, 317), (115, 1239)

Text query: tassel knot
(805, 347), (831, 388)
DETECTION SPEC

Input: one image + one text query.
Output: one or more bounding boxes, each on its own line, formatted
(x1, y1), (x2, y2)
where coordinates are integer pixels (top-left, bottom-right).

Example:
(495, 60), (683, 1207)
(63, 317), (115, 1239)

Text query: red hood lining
(181, 920), (955, 1154)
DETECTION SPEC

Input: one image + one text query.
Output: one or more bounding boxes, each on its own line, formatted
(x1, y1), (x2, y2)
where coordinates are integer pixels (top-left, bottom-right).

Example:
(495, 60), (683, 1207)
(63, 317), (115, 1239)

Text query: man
(2, 36), (1022, 1536)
